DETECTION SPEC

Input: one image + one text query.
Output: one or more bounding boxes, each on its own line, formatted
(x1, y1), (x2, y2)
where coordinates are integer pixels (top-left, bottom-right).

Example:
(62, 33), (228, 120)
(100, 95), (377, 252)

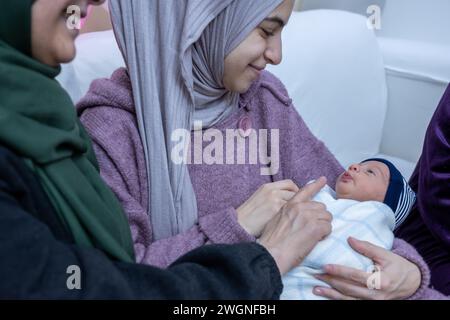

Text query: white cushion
(268, 10), (388, 168)
(377, 37), (450, 163)
(57, 30), (124, 104)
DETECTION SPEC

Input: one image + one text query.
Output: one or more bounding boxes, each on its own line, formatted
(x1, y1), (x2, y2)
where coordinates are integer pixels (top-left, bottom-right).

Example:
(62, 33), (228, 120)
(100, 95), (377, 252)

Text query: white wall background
(294, 0), (450, 174)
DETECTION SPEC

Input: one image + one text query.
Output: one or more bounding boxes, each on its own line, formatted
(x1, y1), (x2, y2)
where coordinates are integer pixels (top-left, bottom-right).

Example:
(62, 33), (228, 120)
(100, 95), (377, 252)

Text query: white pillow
(267, 10), (388, 168)
(57, 30), (124, 104)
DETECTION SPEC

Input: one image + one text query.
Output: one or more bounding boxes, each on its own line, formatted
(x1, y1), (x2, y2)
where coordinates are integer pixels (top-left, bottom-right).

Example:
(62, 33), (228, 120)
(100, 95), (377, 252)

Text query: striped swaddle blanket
(281, 185), (395, 300)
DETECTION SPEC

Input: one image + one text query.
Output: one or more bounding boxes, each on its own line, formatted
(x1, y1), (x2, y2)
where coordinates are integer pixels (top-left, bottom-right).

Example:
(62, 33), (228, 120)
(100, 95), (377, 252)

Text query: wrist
(236, 207), (255, 236)
(405, 264), (422, 299)
(391, 238), (431, 300)
(259, 243), (287, 275)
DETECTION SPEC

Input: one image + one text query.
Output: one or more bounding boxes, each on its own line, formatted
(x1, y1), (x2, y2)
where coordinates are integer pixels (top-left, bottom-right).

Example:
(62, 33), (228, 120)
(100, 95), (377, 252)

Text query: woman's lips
(249, 64), (264, 75)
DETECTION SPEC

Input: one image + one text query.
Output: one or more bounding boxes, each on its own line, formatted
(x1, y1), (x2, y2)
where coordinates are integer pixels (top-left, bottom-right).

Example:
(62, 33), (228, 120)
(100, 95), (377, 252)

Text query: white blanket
(281, 185), (395, 300)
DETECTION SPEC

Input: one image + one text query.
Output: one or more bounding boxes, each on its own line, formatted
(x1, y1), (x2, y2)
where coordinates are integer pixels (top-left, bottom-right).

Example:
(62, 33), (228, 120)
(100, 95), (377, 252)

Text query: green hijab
(0, 0), (134, 262)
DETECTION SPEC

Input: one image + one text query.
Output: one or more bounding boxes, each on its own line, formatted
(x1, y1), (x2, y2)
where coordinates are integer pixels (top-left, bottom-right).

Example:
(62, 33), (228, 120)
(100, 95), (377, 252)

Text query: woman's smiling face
(31, 0), (106, 66)
(223, 0), (295, 93)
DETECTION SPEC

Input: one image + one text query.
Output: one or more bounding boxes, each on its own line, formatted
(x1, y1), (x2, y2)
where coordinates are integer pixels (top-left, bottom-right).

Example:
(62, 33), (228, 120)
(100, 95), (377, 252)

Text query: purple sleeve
(413, 84), (450, 248)
(81, 108), (254, 268)
(96, 141), (254, 267)
(274, 102), (344, 188)
(392, 238), (449, 300)
(258, 73), (344, 187)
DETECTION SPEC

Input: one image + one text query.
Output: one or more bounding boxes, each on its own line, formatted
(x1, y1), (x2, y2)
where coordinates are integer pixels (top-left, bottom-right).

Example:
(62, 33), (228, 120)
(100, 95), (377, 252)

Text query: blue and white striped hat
(362, 158), (416, 229)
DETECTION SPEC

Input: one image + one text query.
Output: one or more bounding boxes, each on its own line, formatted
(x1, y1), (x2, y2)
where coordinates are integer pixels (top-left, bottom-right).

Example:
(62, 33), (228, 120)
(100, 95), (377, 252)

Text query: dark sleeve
(414, 84), (450, 249)
(0, 185), (282, 299)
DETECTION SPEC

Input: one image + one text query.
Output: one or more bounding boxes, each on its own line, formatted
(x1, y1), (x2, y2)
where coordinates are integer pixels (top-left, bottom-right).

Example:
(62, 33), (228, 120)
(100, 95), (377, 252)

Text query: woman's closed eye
(260, 27), (275, 38)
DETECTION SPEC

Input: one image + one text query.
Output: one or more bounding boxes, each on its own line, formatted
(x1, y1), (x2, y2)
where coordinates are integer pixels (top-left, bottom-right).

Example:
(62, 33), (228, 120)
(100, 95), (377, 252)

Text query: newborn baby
(281, 158), (417, 300)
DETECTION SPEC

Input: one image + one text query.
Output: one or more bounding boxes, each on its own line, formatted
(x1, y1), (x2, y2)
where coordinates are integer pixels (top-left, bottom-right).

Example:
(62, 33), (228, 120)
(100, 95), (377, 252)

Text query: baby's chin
(334, 187), (344, 199)
(335, 182), (353, 200)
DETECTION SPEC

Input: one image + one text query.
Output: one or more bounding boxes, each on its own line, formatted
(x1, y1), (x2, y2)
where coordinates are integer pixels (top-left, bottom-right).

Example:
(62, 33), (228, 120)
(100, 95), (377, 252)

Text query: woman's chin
(225, 81), (251, 94)
(237, 83), (252, 94)
(236, 76), (257, 93)
(55, 43), (77, 65)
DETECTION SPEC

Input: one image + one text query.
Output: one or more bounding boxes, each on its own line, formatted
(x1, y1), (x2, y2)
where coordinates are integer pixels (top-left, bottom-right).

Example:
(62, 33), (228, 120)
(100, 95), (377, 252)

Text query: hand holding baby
(258, 177), (333, 275)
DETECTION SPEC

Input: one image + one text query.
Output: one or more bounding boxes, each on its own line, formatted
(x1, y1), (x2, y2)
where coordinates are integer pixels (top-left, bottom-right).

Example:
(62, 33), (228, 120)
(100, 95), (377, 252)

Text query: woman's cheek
(53, 26), (78, 63)
(252, 35), (269, 59)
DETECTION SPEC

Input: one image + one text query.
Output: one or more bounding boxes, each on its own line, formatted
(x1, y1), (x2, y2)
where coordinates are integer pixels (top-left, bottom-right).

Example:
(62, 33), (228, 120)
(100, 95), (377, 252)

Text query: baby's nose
(349, 164), (360, 172)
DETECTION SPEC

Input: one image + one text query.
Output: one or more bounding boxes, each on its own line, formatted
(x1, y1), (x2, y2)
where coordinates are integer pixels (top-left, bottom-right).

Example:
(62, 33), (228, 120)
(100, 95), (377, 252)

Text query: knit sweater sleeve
(392, 238), (449, 300)
(259, 74), (344, 188)
(279, 105), (344, 187)
(80, 107), (254, 268)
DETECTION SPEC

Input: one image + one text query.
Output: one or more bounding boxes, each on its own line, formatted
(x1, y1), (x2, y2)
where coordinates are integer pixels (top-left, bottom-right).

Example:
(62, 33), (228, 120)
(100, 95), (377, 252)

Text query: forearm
(149, 243), (283, 300)
(120, 243), (283, 300)
(140, 207), (255, 268)
(0, 200), (279, 299)
(392, 238), (449, 300)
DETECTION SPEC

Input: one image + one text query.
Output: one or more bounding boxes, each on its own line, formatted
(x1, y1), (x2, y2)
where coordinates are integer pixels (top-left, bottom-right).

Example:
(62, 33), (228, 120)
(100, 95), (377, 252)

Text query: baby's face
(335, 161), (390, 202)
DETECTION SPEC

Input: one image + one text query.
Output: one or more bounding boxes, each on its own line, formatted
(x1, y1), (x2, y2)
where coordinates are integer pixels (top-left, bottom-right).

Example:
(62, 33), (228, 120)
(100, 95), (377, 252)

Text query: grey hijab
(110, 0), (283, 240)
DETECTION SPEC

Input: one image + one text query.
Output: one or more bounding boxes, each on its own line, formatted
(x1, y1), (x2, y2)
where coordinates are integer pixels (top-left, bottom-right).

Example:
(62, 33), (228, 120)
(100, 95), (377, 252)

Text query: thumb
(348, 237), (388, 265)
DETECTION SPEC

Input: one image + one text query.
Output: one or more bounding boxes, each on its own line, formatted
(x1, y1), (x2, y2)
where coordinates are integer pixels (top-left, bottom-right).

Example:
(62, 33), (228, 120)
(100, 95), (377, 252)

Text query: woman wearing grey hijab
(81, 0), (335, 269)
(107, 0), (298, 241)
(80, 0), (317, 258)
(79, 0), (429, 300)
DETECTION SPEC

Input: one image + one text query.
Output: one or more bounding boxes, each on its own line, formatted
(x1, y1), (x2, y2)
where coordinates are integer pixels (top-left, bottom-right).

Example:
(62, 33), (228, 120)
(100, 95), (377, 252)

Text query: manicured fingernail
(313, 288), (322, 295)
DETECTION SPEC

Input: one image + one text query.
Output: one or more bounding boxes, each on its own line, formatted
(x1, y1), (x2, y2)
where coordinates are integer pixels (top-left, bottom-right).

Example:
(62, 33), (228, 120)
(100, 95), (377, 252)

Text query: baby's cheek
(356, 185), (382, 202)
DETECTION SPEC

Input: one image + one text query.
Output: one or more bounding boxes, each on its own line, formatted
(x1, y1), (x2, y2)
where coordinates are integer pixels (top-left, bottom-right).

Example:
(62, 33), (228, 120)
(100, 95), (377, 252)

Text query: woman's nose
(264, 36), (283, 66)
(349, 164), (360, 172)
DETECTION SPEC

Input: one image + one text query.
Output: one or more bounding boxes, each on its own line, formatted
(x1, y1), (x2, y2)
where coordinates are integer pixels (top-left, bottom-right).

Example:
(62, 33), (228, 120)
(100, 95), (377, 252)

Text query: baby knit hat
(362, 158), (416, 229)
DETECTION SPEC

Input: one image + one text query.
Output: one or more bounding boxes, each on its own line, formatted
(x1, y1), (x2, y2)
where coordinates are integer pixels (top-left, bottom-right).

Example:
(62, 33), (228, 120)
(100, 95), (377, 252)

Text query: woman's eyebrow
(263, 16), (286, 28)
